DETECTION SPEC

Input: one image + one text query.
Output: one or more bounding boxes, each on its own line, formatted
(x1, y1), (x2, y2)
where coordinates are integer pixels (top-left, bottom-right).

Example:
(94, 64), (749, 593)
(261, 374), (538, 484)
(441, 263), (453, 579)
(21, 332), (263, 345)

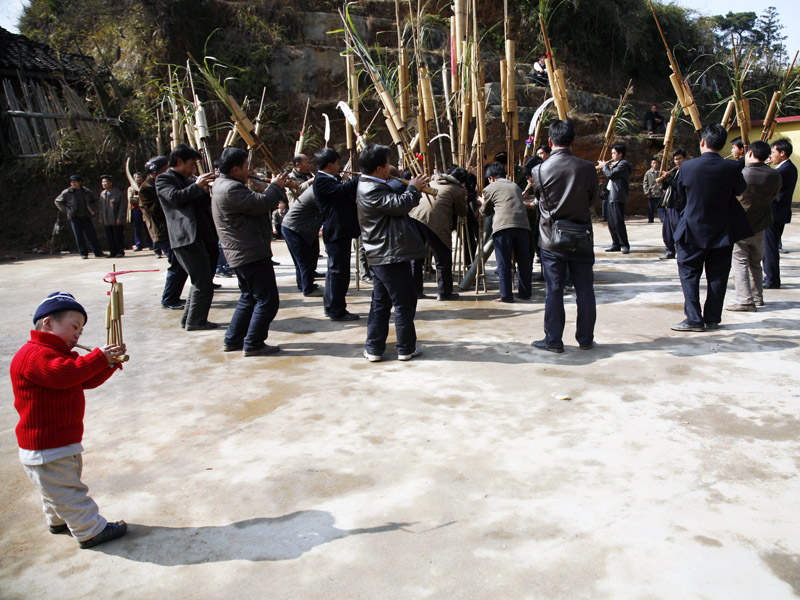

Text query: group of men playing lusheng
(12, 119), (796, 549)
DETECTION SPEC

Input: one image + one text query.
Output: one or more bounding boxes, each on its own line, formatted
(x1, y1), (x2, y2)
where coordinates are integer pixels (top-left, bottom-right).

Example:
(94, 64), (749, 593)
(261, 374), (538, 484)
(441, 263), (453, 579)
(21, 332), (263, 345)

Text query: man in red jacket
(11, 292), (128, 549)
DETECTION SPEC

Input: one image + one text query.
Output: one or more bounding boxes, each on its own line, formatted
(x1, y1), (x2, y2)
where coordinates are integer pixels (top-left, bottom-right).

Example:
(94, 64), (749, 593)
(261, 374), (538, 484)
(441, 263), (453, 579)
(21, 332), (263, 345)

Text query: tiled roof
(0, 26), (99, 78)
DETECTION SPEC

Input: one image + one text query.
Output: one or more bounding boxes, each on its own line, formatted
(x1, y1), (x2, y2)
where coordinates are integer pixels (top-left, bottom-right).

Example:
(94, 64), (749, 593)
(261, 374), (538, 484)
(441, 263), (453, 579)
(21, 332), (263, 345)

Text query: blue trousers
(763, 220), (785, 288)
(676, 242), (732, 326)
(159, 238), (188, 306)
(227, 259), (280, 351)
(540, 249), (596, 348)
(70, 217), (103, 256)
(493, 228), (532, 300)
(282, 226), (319, 295)
(662, 208), (680, 254)
(412, 221), (454, 296)
(366, 262), (418, 356)
(323, 238), (353, 318)
(131, 209), (152, 249)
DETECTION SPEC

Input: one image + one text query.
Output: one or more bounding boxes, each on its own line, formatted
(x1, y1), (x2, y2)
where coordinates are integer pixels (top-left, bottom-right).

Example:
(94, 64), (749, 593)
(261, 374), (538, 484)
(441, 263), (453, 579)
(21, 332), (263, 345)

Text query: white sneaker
(398, 347), (422, 361)
(363, 350), (382, 362)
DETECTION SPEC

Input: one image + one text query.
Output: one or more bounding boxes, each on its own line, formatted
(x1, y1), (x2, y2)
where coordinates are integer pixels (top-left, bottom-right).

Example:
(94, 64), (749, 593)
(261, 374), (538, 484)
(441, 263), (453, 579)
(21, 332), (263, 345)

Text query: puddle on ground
(270, 468), (373, 501)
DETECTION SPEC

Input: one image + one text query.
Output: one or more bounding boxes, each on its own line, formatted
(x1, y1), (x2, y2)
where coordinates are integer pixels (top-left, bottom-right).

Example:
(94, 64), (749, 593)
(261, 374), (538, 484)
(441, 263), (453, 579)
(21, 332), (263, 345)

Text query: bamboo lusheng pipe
(721, 99), (736, 130)
(656, 165), (678, 184)
(659, 102), (681, 174)
(340, 170), (437, 196)
(596, 80), (633, 170)
(539, 14), (569, 120)
(761, 50), (798, 141)
(649, 0), (701, 139)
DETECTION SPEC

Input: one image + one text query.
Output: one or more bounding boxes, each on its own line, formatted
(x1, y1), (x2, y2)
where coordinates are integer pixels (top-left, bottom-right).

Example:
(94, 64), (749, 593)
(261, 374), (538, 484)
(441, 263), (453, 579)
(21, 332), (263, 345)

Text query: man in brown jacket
(727, 140), (782, 312)
(479, 162), (532, 303)
(97, 175), (127, 258)
(410, 168), (468, 300)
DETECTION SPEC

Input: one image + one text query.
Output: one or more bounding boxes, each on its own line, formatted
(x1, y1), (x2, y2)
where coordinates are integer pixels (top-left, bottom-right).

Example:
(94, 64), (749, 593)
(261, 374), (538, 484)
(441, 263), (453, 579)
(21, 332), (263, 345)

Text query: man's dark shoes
(81, 255), (89, 259)
(705, 322), (720, 330)
(212, 283), (222, 289)
(243, 344), (281, 357)
(605, 246), (621, 253)
(49, 524), (71, 535)
(579, 342), (594, 350)
(313, 272), (325, 279)
(765, 284), (780, 289)
(330, 311), (360, 321)
(621, 247), (630, 254)
(671, 320), (705, 332)
(437, 292), (460, 301)
(162, 302), (184, 310)
(660, 252), (675, 260)
(94, 253), (107, 258)
(186, 321), (220, 331)
(223, 343), (244, 352)
(532, 339), (564, 353)
(79, 520), (127, 549)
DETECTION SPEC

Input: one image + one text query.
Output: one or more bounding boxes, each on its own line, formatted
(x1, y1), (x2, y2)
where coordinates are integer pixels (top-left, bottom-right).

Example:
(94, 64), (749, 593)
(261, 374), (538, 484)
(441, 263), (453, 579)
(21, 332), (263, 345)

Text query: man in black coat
(763, 138), (797, 289)
(672, 124), (749, 332)
(599, 143), (632, 254)
(313, 148), (361, 321)
(156, 144), (219, 331)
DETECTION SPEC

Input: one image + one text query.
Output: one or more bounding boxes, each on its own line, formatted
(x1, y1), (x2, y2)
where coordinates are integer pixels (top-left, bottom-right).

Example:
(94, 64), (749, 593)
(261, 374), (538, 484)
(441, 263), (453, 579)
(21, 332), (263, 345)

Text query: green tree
(754, 6), (787, 72)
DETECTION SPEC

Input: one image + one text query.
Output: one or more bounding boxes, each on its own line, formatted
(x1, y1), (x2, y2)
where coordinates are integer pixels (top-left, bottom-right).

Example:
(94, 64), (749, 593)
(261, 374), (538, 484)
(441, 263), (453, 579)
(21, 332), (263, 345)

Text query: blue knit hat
(33, 292), (88, 324)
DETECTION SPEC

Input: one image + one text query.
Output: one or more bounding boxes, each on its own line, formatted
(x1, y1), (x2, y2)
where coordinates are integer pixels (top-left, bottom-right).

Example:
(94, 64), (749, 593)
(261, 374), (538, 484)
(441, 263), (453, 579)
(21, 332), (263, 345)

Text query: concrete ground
(1, 216), (799, 599)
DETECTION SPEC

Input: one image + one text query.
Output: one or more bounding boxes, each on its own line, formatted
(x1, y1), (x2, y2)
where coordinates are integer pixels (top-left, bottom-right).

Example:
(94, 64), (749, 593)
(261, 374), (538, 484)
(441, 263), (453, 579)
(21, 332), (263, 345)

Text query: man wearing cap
(54, 176), (106, 259)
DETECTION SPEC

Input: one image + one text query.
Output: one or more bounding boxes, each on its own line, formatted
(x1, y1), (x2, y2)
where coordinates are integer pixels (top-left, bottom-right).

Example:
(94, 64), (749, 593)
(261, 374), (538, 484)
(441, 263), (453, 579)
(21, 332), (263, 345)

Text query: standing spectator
(644, 104), (665, 133)
(97, 175), (127, 259)
(272, 199), (288, 239)
(599, 143), (631, 254)
(730, 137), (746, 169)
(536, 145), (551, 161)
(763, 138), (797, 289)
(529, 120), (598, 352)
(727, 140), (781, 312)
(479, 162), (532, 303)
(156, 144), (219, 331)
(671, 124), (749, 332)
(357, 144), (428, 362)
(410, 167), (468, 301)
(54, 175), (105, 259)
(128, 172), (153, 252)
(314, 148), (362, 322)
(139, 156), (188, 310)
(212, 148), (289, 356)
(643, 158), (664, 223)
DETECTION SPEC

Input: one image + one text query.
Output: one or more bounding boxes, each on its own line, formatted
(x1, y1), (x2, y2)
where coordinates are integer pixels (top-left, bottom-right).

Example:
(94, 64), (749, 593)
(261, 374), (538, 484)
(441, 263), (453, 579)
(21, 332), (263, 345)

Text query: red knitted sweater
(11, 330), (120, 450)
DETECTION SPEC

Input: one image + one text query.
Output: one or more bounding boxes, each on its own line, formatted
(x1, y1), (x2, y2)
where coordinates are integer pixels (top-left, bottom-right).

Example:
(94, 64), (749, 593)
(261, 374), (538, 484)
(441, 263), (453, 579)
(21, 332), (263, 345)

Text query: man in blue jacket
(672, 124), (749, 332)
(313, 148), (361, 321)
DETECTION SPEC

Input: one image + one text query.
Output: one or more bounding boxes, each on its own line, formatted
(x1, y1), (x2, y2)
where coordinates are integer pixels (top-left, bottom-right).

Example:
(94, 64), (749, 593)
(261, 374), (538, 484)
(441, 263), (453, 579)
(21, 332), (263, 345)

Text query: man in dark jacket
(727, 140), (781, 312)
(140, 156), (187, 310)
(313, 148), (361, 321)
(672, 124), (749, 332)
(212, 148), (289, 356)
(659, 149), (687, 259)
(599, 143), (632, 253)
(156, 144), (218, 331)
(356, 144), (428, 362)
(529, 120), (599, 353)
(763, 138), (797, 289)
(97, 175), (127, 258)
(54, 175), (105, 258)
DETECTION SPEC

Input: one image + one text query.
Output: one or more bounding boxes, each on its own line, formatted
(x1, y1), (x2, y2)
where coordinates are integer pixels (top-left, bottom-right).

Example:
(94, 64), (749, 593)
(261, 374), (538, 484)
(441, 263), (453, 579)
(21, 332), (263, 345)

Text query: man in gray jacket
(212, 148), (289, 356)
(98, 175), (127, 258)
(727, 140), (782, 312)
(530, 120), (599, 352)
(356, 144), (429, 362)
(54, 175), (105, 258)
(599, 143), (631, 253)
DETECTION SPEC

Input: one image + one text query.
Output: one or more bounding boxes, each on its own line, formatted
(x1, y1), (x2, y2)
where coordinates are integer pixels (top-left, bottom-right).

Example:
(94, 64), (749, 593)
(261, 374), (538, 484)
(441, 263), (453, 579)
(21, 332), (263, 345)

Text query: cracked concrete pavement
(1, 216), (799, 599)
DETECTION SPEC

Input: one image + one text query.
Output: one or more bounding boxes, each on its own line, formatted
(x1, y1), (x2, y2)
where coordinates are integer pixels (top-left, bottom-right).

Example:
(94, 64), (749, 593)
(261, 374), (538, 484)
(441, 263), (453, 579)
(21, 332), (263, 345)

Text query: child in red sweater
(11, 292), (128, 549)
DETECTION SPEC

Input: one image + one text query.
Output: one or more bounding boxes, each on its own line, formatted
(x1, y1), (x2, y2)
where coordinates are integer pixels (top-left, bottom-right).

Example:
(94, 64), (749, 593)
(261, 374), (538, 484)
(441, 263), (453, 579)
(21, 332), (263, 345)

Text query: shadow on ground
(94, 510), (415, 564)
